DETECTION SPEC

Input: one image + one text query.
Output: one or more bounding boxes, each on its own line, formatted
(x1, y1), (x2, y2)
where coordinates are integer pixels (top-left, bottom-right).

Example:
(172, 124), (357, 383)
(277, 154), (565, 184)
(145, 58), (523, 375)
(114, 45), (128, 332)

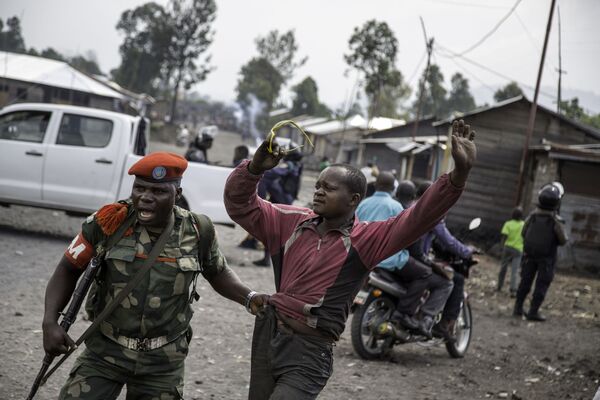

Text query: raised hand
(248, 139), (286, 175)
(449, 119), (477, 187)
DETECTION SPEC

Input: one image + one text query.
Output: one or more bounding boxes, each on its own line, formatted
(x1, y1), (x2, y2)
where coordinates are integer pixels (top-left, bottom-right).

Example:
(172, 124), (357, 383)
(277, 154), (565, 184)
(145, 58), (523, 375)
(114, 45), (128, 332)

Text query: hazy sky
(2, 0), (599, 112)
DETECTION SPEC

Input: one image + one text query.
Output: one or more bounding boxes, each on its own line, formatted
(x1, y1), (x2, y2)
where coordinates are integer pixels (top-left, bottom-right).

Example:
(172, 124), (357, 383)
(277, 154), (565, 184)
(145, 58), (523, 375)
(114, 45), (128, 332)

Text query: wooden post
(515, 0), (557, 206)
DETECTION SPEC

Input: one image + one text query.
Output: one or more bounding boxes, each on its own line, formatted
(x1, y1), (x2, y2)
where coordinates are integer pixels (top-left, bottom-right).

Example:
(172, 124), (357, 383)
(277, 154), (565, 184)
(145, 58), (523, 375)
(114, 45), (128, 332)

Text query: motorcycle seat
(373, 268), (400, 283)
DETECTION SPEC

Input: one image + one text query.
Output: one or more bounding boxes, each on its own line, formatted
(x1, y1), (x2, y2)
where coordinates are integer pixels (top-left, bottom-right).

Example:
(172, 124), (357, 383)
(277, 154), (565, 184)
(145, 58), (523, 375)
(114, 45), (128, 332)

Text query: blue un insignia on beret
(152, 166), (167, 180)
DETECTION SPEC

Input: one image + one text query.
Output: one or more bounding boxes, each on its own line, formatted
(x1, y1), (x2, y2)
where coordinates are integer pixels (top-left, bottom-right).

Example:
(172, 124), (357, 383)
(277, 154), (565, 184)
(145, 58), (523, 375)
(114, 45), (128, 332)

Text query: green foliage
(344, 20), (409, 118)
(236, 57), (284, 132)
(40, 47), (66, 62)
(447, 73), (476, 113)
(335, 102), (363, 120)
(559, 97), (600, 129)
(255, 30), (307, 83)
(0, 17), (26, 53)
(291, 76), (331, 118)
(70, 53), (103, 76)
(111, 0), (217, 122)
(1, 16), (100, 75)
(413, 64), (448, 118)
(111, 2), (172, 95)
(493, 81), (523, 102)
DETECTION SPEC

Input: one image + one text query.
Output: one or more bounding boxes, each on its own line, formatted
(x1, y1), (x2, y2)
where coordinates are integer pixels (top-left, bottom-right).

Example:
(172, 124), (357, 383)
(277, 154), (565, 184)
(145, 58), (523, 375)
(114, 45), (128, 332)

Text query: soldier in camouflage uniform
(42, 152), (269, 399)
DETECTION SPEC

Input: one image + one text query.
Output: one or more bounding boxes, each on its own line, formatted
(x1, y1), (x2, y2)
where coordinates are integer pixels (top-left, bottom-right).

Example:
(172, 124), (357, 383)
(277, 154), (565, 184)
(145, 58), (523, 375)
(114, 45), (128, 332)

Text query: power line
(406, 49), (427, 86)
(514, 11), (558, 74)
(456, 0), (522, 56)
(435, 42), (555, 99)
(421, 0), (510, 9)
(448, 56), (497, 95)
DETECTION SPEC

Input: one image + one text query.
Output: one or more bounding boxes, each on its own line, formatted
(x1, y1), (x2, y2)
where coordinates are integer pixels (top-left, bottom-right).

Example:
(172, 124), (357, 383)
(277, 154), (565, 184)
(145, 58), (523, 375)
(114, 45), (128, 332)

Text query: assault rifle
(26, 255), (103, 400)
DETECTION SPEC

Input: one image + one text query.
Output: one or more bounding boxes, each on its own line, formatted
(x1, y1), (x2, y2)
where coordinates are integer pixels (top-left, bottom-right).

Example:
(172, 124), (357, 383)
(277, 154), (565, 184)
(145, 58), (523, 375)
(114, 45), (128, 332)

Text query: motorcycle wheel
(351, 294), (395, 360)
(445, 298), (473, 358)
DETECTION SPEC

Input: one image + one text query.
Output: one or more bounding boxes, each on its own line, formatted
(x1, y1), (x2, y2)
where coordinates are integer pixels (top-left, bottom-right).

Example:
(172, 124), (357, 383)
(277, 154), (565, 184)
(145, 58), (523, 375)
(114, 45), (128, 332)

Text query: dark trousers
(394, 257), (453, 317)
(515, 256), (556, 313)
(442, 272), (465, 321)
(249, 306), (333, 400)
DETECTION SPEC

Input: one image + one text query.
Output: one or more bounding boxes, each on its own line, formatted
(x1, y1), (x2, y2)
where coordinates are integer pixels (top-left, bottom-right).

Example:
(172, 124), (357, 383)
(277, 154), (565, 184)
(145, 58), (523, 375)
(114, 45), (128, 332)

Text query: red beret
(128, 152), (188, 182)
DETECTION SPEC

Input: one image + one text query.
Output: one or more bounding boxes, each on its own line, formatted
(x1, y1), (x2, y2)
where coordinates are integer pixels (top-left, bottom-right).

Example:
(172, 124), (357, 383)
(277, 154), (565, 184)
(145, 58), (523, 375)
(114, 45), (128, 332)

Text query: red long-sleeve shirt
(224, 160), (463, 339)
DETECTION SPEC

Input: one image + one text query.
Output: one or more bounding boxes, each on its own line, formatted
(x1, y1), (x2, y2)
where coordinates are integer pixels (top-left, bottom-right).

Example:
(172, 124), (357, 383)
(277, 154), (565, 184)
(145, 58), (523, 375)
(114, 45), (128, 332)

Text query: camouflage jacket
(76, 202), (226, 372)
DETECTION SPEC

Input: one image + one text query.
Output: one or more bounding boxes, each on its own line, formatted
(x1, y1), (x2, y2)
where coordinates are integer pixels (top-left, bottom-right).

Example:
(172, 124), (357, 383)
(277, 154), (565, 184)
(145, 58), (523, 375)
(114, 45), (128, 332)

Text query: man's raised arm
(355, 120), (477, 268)
(224, 140), (310, 250)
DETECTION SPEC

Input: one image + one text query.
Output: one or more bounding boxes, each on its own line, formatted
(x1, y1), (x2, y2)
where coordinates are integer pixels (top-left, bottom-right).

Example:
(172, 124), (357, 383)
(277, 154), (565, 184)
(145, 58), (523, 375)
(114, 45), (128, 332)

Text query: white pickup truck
(0, 103), (234, 225)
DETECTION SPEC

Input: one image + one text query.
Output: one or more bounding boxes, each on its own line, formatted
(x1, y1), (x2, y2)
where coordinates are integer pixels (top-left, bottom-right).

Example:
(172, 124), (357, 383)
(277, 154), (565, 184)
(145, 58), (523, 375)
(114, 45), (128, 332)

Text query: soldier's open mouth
(138, 210), (155, 221)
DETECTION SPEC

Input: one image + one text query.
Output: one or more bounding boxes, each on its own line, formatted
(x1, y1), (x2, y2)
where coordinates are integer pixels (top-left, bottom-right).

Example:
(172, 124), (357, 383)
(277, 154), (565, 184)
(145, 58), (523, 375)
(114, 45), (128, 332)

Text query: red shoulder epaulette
(96, 202), (129, 236)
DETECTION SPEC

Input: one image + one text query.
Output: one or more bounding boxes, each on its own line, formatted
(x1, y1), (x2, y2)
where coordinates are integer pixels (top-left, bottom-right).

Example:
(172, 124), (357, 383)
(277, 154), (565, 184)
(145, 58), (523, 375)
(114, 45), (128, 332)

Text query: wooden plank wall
(558, 192), (600, 271)
(445, 100), (599, 246)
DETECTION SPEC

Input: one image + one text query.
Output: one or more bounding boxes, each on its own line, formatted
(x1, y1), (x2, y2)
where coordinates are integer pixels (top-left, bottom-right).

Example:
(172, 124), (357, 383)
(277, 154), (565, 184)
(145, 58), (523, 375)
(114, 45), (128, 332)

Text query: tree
(344, 20), (409, 118)
(291, 76), (331, 117)
(255, 30), (307, 83)
(558, 97), (600, 129)
(236, 57), (284, 133)
(163, 0), (217, 123)
(559, 98), (585, 120)
(413, 64), (447, 118)
(494, 81), (523, 102)
(111, 2), (172, 95)
(0, 16), (26, 53)
(40, 47), (66, 62)
(70, 52), (103, 75)
(447, 73), (476, 113)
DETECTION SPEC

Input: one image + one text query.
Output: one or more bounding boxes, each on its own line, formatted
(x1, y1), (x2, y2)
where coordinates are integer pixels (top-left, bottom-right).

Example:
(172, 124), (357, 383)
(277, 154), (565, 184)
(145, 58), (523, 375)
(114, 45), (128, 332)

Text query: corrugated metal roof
(0, 51), (125, 99)
(305, 115), (405, 136)
(433, 95), (600, 140)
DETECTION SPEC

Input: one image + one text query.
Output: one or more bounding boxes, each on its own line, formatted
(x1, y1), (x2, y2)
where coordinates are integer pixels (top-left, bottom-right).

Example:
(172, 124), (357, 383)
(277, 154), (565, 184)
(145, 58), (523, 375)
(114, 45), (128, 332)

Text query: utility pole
(556, 4), (566, 114)
(407, 17), (434, 180)
(515, 0), (557, 206)
(411, 17), (434, 142)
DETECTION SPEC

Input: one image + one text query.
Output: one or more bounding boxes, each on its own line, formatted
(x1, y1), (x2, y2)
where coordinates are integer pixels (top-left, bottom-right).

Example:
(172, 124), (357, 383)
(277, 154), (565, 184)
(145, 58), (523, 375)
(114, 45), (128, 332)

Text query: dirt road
(1, 155), (599, 399)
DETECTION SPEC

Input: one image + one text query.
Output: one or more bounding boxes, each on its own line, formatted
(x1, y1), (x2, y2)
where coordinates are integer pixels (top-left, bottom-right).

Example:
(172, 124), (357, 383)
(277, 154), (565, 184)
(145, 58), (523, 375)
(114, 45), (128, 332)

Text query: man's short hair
(329, 163), (367, 199)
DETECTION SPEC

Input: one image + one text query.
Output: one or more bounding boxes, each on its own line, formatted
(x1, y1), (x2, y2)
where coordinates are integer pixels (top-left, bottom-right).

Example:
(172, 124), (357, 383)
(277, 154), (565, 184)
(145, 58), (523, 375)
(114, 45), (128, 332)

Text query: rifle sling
(41, 212), (175, 384)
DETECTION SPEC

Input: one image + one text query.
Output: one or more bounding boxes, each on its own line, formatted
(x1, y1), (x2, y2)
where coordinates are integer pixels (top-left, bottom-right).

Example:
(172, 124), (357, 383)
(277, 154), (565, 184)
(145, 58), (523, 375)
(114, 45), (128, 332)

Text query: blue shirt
(355, 191), (409, 270)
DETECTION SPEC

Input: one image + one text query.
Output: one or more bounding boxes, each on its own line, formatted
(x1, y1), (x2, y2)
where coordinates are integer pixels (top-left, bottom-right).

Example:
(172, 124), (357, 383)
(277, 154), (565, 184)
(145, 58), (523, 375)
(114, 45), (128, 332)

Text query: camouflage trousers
(59, 348), (184, 400)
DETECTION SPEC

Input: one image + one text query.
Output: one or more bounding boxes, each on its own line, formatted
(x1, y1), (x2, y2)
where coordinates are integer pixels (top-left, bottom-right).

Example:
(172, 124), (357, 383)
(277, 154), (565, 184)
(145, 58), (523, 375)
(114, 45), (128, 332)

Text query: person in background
(318, 156), (331, 172)
(395, 180), (417, 209)
(356, 173), (453, 338)
(361, 162), (380, 198)
(418, 181), (475, 342)
(233, 145), (250, 167)
(185, 132), (214, 164)
(513, 183), (568, 322)
(497, 207), (525, 297)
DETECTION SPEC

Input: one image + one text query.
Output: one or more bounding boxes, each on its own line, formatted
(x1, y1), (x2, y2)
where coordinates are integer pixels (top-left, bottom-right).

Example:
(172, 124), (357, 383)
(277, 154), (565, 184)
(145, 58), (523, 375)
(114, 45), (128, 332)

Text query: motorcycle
(350, 218), (481, 360)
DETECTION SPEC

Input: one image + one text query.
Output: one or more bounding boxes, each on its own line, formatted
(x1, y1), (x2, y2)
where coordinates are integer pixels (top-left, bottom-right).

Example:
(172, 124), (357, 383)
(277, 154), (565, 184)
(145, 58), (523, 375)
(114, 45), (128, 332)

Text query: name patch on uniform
(64, 233), (93, 269)
(152, 166), (167, 180)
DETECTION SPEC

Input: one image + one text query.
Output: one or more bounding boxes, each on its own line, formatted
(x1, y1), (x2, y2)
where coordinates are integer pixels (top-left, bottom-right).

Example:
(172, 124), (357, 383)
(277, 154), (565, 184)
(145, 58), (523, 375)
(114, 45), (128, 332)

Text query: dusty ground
(1, 136), (599, 399)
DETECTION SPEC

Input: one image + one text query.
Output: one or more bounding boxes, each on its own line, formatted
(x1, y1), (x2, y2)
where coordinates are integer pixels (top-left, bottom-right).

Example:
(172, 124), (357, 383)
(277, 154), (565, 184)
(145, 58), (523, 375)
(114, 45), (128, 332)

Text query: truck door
(0, 109), (53, 202)
(42, 112), (123, 211)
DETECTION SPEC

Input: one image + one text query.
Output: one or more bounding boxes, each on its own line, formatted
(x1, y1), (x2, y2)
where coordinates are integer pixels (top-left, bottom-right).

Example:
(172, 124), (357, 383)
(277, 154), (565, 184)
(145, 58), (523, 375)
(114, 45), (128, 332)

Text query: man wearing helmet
(513, 183), (568, 321)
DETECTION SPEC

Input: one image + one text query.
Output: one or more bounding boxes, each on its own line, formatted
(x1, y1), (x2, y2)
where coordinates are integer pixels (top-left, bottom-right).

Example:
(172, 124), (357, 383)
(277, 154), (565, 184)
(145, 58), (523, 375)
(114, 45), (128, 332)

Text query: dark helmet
(538, 183), (561, 211)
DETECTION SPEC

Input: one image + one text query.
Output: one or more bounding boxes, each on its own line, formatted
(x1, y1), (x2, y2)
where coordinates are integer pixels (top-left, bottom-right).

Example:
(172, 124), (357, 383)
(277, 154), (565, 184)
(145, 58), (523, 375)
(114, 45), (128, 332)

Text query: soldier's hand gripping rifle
(26, 255), (104, 400)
